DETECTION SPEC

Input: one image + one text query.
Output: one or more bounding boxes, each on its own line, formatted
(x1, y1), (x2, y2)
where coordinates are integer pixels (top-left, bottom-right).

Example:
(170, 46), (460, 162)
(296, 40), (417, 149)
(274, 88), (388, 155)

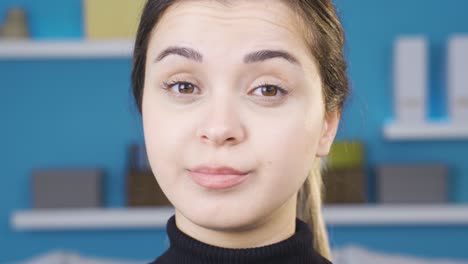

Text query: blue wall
(334, 0), (468, 203)
(1, 0), (468, 262)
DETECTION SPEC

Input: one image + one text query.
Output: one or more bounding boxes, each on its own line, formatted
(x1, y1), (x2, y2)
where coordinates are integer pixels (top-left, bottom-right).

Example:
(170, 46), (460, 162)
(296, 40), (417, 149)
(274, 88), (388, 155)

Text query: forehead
(155, 0), (296, 30)
(148, 0), (309, 61)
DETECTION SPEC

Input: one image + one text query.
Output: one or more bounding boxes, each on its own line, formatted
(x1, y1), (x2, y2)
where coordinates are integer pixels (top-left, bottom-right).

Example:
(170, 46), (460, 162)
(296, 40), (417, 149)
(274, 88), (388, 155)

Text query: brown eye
(251, 85), (287, 97)
(177, 82), (195, 94)
(260, 85), (278, 96)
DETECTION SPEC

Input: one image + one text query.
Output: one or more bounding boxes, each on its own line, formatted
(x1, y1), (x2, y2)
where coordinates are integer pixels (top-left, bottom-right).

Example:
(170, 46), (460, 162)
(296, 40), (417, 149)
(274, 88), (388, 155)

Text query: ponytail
(296, 159), (331, 261)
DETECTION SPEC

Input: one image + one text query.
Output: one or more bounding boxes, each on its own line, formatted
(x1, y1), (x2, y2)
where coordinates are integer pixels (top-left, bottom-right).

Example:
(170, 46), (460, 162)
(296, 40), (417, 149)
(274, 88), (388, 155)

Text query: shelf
(11, 207), (175, 230)
(0, 39), (134, 59)
(10, 205), (468, 231)
(324, 205), (468, 225)
(383, 121), (468, 140)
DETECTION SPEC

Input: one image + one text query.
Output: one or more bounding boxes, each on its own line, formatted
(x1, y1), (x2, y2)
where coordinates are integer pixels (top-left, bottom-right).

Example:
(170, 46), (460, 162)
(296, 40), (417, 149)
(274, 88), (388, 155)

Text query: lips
(187, 165), (250, 189)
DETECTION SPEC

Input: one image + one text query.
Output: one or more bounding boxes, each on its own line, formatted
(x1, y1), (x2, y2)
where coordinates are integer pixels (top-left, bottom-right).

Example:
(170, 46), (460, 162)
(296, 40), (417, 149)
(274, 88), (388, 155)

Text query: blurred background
(1, 0), (468, 263)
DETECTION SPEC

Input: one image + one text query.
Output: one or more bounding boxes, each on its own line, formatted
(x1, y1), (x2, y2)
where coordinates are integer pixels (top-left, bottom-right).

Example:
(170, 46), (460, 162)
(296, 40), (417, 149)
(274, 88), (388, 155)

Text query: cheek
(141, 91), (188, 181)
(251, 109), (324, 186)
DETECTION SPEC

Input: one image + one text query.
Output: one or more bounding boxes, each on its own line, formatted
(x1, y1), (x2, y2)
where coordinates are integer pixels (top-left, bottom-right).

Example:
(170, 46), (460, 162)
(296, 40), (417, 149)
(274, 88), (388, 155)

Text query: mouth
(187, 165), (250, 189)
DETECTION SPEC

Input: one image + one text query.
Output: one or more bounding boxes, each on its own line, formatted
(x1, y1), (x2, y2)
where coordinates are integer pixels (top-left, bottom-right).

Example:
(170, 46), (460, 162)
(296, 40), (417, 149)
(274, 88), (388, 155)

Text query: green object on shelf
(327, 140), (365, 169)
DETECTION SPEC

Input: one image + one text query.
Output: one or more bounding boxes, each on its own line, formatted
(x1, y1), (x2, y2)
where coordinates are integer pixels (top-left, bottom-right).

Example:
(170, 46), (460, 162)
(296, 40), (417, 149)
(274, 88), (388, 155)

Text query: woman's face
(142, 0), (338, 230)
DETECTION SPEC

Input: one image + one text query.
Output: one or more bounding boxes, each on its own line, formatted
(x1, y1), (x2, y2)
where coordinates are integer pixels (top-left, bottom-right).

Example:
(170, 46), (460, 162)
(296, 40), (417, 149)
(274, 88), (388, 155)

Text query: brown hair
(131, 0), (349, 261)
(288, 1), (349, 260)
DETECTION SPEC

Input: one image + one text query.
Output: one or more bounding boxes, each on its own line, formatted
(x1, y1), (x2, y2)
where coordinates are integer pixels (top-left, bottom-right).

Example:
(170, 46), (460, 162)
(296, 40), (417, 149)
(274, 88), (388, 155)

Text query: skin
(142, 0), (339, 249)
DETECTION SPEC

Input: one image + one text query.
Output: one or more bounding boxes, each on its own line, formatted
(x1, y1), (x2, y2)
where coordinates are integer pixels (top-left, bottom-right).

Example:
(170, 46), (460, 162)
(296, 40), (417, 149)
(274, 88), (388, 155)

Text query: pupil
(262, 86), (277, 96)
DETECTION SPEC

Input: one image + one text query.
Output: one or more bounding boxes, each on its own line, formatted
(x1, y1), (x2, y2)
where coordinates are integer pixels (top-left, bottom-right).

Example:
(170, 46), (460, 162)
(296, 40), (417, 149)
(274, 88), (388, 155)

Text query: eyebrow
(154, 46), (301, 66)
(244, 50), (300, 66)
(155, 46), (203, 63)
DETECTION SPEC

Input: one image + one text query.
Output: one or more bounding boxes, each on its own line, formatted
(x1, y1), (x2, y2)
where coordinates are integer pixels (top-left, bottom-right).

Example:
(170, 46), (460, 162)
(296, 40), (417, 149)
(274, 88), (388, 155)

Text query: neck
(175, 194), (297, 248)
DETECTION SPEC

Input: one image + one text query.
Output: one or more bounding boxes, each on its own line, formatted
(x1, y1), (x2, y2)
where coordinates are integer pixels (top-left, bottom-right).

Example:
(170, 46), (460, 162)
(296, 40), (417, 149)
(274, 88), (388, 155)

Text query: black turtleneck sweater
(149, 214), (332, 264)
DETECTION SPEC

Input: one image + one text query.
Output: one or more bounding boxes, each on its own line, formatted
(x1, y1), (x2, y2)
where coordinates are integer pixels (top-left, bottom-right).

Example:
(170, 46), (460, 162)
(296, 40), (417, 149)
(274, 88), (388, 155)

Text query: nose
(196, 99), (246, 147)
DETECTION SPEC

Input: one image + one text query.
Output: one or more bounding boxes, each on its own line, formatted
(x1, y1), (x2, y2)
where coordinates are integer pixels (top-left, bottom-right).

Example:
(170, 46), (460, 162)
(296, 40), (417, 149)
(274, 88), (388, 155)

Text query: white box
(394, 37), (428, 124)
(447, 35), (468, 124)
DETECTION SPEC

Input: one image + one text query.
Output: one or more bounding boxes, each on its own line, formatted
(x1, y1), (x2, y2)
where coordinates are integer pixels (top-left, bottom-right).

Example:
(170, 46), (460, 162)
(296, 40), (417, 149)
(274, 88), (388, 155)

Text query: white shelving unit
(323, 205), (468, 225)
(11, 205), (468, 231)
(11, 207), (175, 231)
(383, 121), (468, 140)
(0, 39), (133, 59)
(5, 40), (468, 231)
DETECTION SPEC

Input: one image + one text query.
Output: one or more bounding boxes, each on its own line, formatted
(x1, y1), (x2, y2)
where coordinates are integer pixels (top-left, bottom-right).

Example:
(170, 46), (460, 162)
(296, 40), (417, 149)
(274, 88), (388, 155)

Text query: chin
(177, 200), (264, 232)
(198, 214), (260, 233)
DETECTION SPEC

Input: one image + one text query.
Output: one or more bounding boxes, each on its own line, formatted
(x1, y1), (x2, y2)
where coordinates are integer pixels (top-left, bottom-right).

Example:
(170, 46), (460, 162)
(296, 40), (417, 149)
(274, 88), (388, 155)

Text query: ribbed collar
(151, 214), (331, 264)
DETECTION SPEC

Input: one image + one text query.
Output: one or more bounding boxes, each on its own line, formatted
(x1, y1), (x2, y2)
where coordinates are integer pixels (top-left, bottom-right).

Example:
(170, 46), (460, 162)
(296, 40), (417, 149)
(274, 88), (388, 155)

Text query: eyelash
(161, 80), (290, 100)
(162, 79), (200, 95)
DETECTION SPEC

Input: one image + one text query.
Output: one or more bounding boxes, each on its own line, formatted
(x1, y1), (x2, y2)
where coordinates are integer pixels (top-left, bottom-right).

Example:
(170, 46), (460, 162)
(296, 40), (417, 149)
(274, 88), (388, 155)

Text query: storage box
(323, 140), (367, 204)
(32, 169), (103, 208)
(83, 0), (146, 39)
(127, 169), (171, 207)
(323, 167), (367, 204)
(376, 165), (448, 203)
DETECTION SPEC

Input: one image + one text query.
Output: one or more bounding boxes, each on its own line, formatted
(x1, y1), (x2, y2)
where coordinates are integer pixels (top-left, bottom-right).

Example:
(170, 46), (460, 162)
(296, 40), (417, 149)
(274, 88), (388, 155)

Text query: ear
(316, 111), (340, 157)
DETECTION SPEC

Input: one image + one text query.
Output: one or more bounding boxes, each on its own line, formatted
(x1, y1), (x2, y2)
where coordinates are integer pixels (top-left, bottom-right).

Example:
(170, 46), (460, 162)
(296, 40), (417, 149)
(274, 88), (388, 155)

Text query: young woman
(131, 0), (349, 263)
